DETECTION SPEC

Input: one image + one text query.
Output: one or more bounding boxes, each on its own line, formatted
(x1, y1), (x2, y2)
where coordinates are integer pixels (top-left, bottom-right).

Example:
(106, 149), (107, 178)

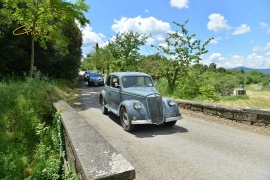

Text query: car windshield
(91, 73), (102, 77)
(122, 76), (154, 88)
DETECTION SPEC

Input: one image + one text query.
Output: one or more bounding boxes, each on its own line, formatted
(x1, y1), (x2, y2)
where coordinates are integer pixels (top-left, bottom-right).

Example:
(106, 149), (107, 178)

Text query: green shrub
(0, 71), (68, 179)
(199, 84), (221, 102)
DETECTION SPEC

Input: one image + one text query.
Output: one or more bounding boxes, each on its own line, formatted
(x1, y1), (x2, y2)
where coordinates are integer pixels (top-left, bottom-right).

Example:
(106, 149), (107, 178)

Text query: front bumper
(131, 116), (183, 125)
(88, 81), (104, 85)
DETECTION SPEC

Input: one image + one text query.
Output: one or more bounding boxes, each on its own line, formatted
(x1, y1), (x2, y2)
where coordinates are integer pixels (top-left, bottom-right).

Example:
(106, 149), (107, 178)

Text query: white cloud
(259, 22), (268, 28)
(259, 22), (270, 33)
(111, 16), (171, 43)
(145, 9), (149, 13)
(253, 42), (270, 52)
(209, 53), (227, 62)
(202, 52), (270, 69)
(207, 13), (231, 33)
(246, 53), (265, 67)
(170, 0), (189, 9)
(78, 24), (106, 55)
(232, 24), (250, 35)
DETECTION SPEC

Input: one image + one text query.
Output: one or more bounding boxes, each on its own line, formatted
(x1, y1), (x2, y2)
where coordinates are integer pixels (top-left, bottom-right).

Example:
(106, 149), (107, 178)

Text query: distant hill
(228, 66), (270, 74)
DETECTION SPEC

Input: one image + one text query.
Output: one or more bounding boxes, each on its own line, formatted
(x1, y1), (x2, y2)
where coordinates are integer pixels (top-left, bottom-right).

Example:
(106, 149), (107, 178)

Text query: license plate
(95, 84), (98, 85)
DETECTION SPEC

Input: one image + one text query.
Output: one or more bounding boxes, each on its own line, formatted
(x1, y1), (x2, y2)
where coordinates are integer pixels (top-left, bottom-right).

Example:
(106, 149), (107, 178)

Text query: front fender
(162, 98), (180, 116)
(118, 100), (149, 120)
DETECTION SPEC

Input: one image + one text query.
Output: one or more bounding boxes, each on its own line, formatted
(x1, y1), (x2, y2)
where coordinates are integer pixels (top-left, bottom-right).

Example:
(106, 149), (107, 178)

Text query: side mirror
(114, 82), (120, 88)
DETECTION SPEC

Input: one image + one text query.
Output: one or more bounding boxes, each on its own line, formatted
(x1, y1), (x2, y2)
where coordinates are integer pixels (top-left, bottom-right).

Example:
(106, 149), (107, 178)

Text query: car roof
(108, 72), (150, 77)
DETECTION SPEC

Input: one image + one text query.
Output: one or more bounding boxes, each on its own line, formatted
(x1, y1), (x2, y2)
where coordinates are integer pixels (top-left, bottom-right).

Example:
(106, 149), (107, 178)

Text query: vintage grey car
(99, 72), (183, 132)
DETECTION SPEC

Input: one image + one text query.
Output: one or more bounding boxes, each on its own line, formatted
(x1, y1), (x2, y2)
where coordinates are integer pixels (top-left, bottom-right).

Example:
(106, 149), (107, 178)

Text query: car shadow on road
(131, 124), (188, 138)
(106, 111), (188, 138)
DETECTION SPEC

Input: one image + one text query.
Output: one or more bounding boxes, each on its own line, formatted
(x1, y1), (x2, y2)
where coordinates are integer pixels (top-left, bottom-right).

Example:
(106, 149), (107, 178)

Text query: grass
(216, 85), (270, 109)
(0, 72), (78, 179)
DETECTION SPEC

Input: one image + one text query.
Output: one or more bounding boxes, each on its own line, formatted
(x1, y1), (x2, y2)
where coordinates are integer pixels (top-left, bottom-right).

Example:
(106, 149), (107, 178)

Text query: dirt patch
(181, 108), (270, 136)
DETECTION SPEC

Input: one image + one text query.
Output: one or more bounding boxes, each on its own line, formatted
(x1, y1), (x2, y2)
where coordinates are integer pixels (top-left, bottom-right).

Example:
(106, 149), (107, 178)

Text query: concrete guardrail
(176, 99), (270, 126)
(53, 100), (135, 180)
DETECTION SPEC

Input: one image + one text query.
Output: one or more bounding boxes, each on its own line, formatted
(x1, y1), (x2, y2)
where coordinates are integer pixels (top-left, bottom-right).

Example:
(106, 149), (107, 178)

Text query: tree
(1, 0), (89, 77)
(154, 19), (213, 92)
(209, 63), (217, 72)
(109, 30), (150, 71)
(138, 53), (167, 79)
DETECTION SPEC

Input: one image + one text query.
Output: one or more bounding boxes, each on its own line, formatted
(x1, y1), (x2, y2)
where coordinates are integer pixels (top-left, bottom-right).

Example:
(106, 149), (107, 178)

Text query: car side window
(145, 77), (153, 87)
(105, 76), (111, 86)
(112, 76), (120, 88)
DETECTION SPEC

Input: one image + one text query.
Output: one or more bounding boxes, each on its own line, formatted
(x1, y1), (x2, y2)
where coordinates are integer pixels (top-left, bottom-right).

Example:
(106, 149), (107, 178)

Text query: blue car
(100, 72), (183, 132)
(88, 72), (105, 86)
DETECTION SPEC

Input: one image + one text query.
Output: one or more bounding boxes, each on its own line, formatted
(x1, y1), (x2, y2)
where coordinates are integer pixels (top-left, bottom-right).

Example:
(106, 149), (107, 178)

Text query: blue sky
(75, 0), (270, 69)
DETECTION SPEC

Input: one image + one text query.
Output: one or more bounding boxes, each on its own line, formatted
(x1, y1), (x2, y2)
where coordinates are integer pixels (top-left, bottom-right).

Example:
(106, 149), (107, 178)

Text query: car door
(109, 76), (122, 110)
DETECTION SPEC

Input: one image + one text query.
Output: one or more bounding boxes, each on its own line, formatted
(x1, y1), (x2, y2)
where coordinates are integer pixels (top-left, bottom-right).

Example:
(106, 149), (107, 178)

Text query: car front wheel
(120, 107), (135, 132)
(163, 120), (177, 127)
(101, 97), (108, 114)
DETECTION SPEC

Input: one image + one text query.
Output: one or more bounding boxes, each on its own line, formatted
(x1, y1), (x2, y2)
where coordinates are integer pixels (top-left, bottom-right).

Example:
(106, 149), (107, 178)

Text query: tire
(101, 97), (108, 115)
(120, 107), (135, 132)
(88, 81), (91, 87)
(163, 120), (177, 127)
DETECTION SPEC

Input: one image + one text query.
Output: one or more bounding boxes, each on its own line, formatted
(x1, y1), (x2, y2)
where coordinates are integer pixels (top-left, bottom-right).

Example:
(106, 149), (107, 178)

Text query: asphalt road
(72, 77), (270, 180)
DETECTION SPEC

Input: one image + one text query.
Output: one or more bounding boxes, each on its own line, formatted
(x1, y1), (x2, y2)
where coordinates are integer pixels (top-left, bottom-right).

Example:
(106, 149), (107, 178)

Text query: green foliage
(199, 84), (221, 102)
(153, 19), (213, 91)
(138, 53), (167, 79)
(174, 68), (204, 99)
(0, 71), (73, 179)
(244, 70), (269, 86)
(81, 30), (150, 74)
(1, 0), (89, 77)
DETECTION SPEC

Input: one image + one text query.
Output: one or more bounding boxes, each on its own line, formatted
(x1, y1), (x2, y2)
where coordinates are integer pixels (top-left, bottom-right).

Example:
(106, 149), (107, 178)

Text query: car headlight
(167, 98), (176, 106)
(133, 101), (142, 109)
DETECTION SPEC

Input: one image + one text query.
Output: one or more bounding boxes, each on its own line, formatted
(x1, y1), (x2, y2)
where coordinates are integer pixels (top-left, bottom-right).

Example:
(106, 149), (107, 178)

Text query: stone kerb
(53, 100), (135, 180)
(176, 99), (270, 126)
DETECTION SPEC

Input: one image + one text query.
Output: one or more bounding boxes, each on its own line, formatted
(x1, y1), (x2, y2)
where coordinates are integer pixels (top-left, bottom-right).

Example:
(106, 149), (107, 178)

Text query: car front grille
(147, 94), (164, 124)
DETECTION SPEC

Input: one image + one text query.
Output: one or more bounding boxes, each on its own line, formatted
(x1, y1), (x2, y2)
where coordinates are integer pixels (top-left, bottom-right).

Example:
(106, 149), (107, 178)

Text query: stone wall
(53, 100), (135, 180)
(176, 99), (270, 126)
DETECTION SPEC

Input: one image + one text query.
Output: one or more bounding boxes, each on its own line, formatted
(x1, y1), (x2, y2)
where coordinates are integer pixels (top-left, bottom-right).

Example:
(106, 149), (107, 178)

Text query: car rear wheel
(163, 120), (177, 127)
(120, 107), (135, 132)
(101, 97), (108, 115)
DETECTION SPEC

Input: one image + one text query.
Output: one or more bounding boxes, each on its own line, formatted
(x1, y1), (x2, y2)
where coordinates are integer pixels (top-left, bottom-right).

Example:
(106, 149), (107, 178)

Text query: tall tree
(153, 19), (213, 92)
(109, 30), (150, 71)
(1, 0), (89, 77)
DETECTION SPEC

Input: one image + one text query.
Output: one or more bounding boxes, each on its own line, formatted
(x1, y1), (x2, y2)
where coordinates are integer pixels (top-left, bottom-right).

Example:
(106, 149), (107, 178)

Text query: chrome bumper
(131, 116), (183, 125)
(165, 116), (183, 122)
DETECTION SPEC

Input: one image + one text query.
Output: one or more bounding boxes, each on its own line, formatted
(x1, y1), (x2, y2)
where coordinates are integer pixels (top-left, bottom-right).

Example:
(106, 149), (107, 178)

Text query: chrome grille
(147, 94), (164, 124)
